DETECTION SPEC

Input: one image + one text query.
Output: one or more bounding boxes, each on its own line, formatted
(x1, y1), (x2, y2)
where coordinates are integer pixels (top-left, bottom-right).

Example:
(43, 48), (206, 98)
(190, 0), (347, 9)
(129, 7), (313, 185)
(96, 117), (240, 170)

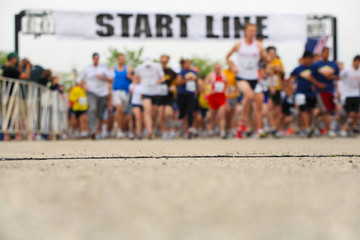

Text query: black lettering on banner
(96, 14), (114, 37)
(117, 14), (133, 37)
(206, 16), (219, 38)
(156, 14), (173, 37)
(234, 16), (250, 38)
(256, 16), (268, 39)
(176, 14), (191, 38)
(134, 14), (152, 37)
(222, 16), (230, 38)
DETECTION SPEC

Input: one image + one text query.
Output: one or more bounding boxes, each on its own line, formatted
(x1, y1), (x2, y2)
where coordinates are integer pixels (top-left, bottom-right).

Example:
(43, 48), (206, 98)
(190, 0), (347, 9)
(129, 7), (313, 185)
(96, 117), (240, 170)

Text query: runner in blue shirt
(309, 47), (339, 137)
(288, 51), (316, 137)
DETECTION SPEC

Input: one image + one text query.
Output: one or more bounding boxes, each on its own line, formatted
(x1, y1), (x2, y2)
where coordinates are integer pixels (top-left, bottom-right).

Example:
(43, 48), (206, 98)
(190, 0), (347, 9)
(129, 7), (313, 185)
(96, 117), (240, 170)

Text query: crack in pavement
(1, 154), (359, 161)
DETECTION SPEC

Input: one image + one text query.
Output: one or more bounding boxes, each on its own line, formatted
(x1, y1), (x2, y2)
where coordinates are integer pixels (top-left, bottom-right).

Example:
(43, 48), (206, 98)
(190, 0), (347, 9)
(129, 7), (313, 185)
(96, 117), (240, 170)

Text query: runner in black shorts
(339, 55), (360, 137)
(158, 55), (177, 139)
(226, 23), (269, 137)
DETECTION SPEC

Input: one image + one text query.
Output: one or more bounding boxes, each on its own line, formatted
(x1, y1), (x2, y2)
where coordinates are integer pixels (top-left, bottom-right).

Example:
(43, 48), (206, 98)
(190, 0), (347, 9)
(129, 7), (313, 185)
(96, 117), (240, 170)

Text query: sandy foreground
(0, 138), (359, 240)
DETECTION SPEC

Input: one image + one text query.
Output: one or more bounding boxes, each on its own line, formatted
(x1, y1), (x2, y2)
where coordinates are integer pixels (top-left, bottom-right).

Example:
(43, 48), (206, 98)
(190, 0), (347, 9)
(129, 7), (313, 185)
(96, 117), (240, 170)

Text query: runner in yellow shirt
(267, 46), (285, 133)
(223, 61), (238, 137)
(69, 84), (89, 138)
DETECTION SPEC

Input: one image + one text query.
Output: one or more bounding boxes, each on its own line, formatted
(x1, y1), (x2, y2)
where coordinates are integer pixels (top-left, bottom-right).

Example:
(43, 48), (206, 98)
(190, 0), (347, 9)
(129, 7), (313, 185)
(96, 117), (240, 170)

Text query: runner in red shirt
(203, 63), (228, 139)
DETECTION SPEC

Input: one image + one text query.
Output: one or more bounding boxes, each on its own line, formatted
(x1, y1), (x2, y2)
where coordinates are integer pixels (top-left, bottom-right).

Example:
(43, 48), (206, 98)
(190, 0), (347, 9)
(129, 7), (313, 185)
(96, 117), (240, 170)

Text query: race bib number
(78, 97), (87, 106)
(158, 84), (168, 96)
(295, 93), (306, 106)
(244, 62), (256, 71)
(186, 80), (196, 92)
(214, 82), (225, 93)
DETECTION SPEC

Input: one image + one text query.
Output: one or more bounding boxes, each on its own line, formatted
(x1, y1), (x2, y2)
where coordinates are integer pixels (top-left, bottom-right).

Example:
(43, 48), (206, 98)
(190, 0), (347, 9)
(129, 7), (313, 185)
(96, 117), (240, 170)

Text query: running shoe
(128, 132), (135, 140)
(220, 130), (227, 139)
(116, 130), (125, 139)
(327, 130), (337, 138)
(338, 130), (348, 138)
(257, 128), (266, 138)
(162, 132), (169, 140)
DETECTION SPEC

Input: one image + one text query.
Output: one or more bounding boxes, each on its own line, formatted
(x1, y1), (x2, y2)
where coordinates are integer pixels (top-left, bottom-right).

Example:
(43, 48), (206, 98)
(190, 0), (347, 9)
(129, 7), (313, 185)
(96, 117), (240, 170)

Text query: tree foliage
(107, 47), (144, 68)
(190, 56), (217, 79)
(0, 50), (8, 67)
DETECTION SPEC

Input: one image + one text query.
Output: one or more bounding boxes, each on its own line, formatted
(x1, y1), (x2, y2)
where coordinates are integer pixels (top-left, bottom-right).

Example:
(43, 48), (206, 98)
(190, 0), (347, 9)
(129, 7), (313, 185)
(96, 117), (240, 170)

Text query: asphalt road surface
(0, 138), (359, 240)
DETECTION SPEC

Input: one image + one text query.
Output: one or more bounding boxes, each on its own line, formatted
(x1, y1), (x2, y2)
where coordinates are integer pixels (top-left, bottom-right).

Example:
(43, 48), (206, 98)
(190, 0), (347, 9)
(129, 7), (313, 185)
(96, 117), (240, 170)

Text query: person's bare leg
(79, 114), (88, 132)
(237, 81), (254, 128)
(158, 105), (166, 132)
(323, 113), (331, 131)
(218, 105), (226, 132)
(209, 109), (216, 133)
(165, 105), (174, 132)
(254, 93), (264, 131)
(114, 105), (123, 131)
(132, 107), (142, 137)
(349, 112), (358, 132)
(152, 104), (158, 129)
(299, 112), (310, 130)
(142, 99), (153, 137)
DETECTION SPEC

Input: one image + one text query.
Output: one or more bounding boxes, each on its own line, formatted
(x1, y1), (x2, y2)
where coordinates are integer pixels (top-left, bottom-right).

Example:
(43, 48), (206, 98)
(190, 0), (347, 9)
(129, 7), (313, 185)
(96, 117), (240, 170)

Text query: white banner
(53, 11), (307, 42)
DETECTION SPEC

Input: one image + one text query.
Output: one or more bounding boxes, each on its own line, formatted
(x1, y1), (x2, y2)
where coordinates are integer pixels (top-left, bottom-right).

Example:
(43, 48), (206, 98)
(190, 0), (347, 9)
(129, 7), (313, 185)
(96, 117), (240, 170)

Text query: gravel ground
(0, 138), (359, 240)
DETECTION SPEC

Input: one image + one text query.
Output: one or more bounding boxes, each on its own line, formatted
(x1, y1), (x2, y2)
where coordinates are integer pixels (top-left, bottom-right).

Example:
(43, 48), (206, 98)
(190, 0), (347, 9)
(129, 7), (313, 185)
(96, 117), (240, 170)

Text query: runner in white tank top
(226, 23), (269, 138)
(236, 38), (260, 81)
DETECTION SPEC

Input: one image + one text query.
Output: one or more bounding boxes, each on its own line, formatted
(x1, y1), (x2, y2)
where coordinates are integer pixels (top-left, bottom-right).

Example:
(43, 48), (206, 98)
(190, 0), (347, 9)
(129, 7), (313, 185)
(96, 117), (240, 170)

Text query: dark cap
(92, 52), (99, 58)
(7, 52), (19, 61)
(302, 51), (314, 58)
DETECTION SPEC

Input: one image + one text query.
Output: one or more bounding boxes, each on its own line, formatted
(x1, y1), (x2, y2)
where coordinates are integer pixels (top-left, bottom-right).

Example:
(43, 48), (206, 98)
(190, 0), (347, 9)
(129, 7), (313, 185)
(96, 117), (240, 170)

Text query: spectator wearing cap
(2, 52), (31, 80)
(77, 53), (114, 140)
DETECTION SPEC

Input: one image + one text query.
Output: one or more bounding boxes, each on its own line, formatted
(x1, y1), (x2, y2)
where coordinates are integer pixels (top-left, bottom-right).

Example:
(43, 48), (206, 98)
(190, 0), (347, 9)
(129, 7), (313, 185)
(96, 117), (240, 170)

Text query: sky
(0, 0), (360, 74)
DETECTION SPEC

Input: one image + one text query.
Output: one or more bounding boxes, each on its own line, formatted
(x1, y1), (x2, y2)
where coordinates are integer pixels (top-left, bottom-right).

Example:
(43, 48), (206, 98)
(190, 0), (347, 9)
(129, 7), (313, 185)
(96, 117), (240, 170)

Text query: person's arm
(286, 76), (296, 90)
(226, 42), (241, 66)
(273, 60), (285, 77)
(101, 68), (114, 83)
(268, 66), (276, 95)
(127, 66), (135, 81)
(176, 73), (186, 86)
(258, 41), (270, 64)
(309, 75), (326, 89)
(228, 61), (238, 73)
(157, 66), (166, 84)
(19, 63), (31, 80)
(325, 74), (339, 81)
(309, 65), (326, 89)
(199, 74), (211, 93)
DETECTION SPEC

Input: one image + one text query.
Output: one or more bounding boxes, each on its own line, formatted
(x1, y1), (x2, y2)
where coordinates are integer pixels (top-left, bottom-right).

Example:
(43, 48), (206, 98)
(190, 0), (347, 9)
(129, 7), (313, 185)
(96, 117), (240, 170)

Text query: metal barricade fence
(0, 76), (68, 140)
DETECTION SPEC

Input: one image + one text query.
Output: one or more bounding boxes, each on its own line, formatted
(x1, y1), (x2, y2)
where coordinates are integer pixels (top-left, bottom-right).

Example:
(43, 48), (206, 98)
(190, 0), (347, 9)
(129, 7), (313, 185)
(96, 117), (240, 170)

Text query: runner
(226, 23), (269, 137)
(158, 55), (177, 140)
(77, 53), (114, 140)
(338, 55), (360, 137)
(112, 53), (134, 139)
(223, 61), (239, 137)
(135, 56), (165, 139)
(310, 47), (340, 137)
(204, 63), (228, 139)
(68, 83), (89, 138)
(288, 51), (317, 137)
(176, 59), (198, 138)
(257, 59), (272, 136)
(129, 77), (144, 139)
(196, 77), (211, 137)
(267, 46), (285, 135)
